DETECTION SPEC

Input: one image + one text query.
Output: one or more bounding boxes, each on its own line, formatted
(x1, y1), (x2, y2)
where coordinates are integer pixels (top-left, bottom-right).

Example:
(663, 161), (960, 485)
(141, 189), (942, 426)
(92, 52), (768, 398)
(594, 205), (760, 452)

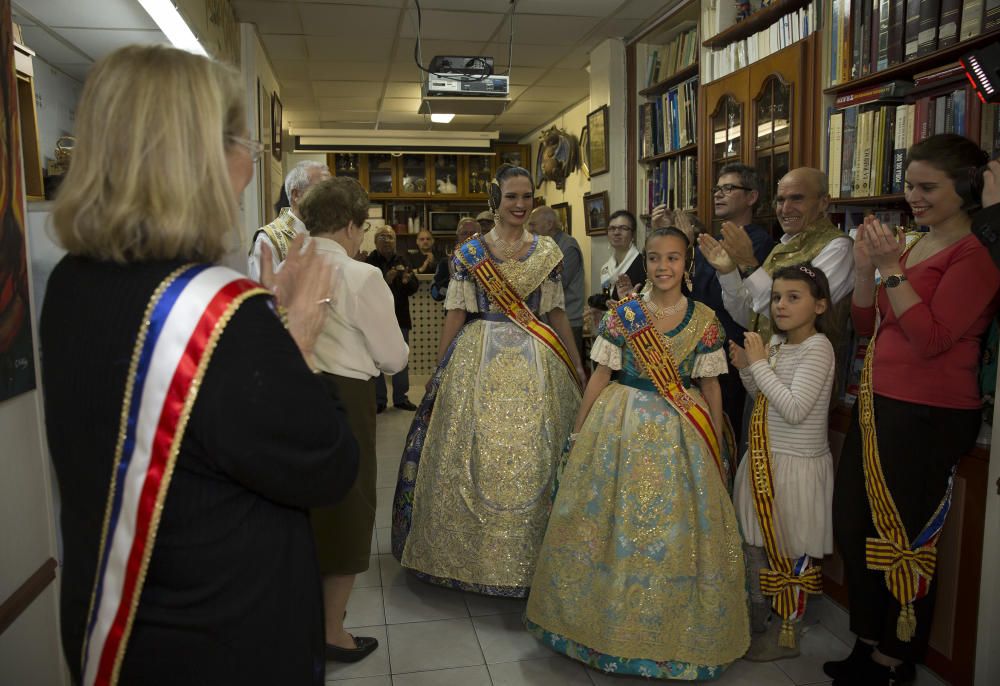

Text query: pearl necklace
(647, 296), (686, 319)
(490, 229), (529, 259)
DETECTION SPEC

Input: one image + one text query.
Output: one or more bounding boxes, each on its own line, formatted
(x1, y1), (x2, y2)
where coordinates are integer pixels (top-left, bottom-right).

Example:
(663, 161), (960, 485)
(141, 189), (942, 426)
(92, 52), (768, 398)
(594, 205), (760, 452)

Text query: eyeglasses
(607, 224), (633, 234)
(712, 183), (752, 196)
(227, 135), (265, 163)
(374, 233), (395, 242)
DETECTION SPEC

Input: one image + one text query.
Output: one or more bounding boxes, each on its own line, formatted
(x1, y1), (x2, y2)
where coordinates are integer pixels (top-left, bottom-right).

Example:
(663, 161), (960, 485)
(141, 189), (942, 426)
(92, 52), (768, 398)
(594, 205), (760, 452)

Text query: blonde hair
(52, 45), (245, 263)
(298, 177), (369, 236)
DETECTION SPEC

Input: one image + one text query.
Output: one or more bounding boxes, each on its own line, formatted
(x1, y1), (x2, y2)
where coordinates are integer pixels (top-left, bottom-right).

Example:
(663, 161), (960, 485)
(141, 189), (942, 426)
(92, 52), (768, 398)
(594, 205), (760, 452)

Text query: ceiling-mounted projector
(420, 56), (510, 116)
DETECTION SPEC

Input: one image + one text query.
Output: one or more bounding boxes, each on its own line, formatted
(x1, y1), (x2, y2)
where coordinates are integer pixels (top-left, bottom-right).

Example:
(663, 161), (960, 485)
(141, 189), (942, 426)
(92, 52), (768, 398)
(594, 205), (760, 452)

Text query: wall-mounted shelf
(830, 193), (907, 206)
(639, 63), (699, 96)
(703, 0), (812, 50)
(640, 143), (698, 165)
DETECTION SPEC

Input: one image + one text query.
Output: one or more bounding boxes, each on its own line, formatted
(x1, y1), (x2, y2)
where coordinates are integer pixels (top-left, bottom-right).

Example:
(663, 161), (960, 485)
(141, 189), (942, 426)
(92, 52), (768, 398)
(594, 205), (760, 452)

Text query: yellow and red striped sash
(613, 295), (726, 484)
(456, 236), (581, 390)
(858, 281), (953, 642)
(747, 368), (823, 649)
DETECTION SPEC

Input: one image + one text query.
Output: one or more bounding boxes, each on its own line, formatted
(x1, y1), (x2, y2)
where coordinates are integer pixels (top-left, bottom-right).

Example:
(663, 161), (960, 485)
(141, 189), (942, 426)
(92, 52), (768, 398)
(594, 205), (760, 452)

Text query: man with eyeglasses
(248, 160), (331, 281)
(651, 163), (774, 446)
(367, 227), (419, 413)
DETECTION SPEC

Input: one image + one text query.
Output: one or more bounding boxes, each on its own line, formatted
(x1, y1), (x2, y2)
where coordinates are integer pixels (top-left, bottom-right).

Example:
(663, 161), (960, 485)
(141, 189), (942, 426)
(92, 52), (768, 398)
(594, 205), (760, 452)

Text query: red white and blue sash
(81, 264), (268, 686)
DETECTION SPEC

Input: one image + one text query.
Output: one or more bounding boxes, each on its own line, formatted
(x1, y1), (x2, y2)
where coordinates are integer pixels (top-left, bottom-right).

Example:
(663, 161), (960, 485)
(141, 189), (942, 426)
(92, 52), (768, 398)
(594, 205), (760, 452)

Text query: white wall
(28, 59), (82, 175)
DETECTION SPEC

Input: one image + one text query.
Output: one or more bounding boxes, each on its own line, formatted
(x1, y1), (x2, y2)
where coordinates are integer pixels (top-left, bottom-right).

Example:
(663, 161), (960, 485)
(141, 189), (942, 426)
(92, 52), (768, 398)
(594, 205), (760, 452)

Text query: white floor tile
(473, 612), (552, 664)
(383, 579), (469, 624)
(327, 676), (391, 686)
(375, 486), (395, 529)
(369, 528), (377, 555)
(464, 592), (528, 617)
(386, 618), (485, 673)
(710, 660), (796, 686)
(376, 527), (392, 555)
(344, 587), (385, 629)
(391, 665), (492, 685)
(378, 553), (409, 588)
(488, 656), (593, 685)
(809, 596), (854, 647)
(773, 621), (850, 686)
(324, 625), (390, 681)
(354, 556), (382, 589)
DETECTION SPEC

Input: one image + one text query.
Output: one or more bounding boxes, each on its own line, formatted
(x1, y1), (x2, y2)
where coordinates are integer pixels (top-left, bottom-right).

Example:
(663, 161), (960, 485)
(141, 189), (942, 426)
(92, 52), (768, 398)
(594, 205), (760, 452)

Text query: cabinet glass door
(432, 155), (459, 195)
(754, 76), (792, 235)
(400, 154), (429, 195)
(367, 154), (395, 195)
(332, 153), (361, 181)
(710, 95), (743, 233)
(466, 154), (492, 195)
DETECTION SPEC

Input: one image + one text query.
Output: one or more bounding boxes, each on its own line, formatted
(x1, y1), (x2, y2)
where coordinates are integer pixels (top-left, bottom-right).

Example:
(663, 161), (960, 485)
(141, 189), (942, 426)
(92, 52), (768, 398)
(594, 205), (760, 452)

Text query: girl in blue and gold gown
(391, 165), (584, 597)
(525, 227), (749, 679)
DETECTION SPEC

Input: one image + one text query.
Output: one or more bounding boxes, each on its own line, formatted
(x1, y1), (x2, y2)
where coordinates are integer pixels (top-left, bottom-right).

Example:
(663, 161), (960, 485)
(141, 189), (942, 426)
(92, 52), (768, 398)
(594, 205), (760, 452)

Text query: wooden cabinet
(700, 35), (821, 236)
(328, 147), (527, 201)
(13, 42), (43, 201)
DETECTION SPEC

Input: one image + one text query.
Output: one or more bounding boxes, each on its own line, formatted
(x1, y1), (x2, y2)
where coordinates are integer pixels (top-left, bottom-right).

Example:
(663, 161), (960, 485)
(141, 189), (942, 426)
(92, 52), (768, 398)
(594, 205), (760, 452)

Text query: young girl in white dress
(729, 264), (836, 661)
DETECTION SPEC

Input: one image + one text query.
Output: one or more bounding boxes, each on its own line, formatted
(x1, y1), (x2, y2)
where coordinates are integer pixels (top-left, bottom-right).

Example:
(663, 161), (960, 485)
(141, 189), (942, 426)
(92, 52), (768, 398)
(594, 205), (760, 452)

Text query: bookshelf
(821, 9), (996, 686)
(703, 0), (814, 50)
(628, 0), (701, 218)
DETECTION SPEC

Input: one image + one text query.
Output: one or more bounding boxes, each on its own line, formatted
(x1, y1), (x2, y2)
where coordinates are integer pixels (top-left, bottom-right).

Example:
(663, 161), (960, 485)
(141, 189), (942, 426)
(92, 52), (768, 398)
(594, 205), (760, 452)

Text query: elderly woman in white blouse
(298, 177), (409, 663)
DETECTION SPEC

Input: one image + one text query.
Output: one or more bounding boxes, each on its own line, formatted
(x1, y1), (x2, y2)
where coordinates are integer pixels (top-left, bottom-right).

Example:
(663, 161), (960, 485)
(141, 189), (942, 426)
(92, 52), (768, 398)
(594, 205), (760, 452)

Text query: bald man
(528, 206), (585, 358)
(700, 167), (855, 345)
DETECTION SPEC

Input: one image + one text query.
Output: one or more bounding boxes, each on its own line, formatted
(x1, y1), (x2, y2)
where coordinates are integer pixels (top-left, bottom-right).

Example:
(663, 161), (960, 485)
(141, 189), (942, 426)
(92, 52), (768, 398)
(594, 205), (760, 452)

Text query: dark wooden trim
(829, 193), (907, 206)
(639, 63), (699, 97)
(703, 0), (812, 50)
(824, 28), (1000, 96)
(627, 41), (637, 217)
(0, 558), (57, 637)
(640, 143), (698, 165)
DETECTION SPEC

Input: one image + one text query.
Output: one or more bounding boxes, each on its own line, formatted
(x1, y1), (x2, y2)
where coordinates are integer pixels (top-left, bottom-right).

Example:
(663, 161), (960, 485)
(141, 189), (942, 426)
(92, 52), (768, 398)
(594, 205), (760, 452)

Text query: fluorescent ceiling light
(137, 0), (207, 55)
(290, 127), (499, 153)
(430, 113), (455, 123)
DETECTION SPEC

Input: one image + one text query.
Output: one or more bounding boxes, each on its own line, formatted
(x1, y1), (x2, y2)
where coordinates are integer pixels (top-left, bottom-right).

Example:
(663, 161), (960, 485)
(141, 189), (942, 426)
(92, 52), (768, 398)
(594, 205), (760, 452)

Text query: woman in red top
(826, 134), (1000, 685)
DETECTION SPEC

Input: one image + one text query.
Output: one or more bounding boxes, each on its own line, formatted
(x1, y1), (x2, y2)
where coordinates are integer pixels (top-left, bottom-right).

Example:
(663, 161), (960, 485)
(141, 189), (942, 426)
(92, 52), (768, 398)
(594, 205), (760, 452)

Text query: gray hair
(285, 160), (329, 199)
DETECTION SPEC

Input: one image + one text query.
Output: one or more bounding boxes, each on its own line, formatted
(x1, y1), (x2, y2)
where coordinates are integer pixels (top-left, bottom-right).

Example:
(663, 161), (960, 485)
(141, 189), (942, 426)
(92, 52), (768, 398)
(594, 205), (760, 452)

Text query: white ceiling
(11, 0), (680, 139)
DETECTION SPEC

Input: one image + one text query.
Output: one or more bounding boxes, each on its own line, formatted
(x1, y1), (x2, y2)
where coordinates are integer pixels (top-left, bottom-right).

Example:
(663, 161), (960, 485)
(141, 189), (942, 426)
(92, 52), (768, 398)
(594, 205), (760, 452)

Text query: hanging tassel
(778, 620), (797, 649)
(896, 603), (917, 642)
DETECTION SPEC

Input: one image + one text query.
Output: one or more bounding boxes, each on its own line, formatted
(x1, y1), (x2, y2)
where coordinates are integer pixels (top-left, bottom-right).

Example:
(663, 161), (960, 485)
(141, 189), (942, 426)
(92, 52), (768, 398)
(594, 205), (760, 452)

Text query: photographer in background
(827, 134), (1000, 685)
(367, 227), (419, 412)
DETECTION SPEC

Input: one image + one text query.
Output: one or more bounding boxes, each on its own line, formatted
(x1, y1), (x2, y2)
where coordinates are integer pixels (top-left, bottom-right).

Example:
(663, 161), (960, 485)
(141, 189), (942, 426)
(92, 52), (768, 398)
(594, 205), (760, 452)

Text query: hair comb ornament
(799, 266), (816, 278)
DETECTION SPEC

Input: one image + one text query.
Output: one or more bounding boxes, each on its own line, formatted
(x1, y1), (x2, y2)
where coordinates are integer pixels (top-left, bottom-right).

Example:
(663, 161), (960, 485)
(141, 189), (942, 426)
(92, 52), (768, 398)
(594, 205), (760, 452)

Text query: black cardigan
(40, 256), (359, 685)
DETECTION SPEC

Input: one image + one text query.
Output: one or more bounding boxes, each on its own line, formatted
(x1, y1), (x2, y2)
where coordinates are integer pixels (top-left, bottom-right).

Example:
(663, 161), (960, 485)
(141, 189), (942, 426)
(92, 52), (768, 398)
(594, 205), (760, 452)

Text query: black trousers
(833, 394), (980, 663)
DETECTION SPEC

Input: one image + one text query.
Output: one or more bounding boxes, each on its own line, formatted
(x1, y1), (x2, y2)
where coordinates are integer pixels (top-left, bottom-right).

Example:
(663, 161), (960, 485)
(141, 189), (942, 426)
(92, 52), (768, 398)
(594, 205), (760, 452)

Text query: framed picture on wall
(552, 201), (571, 235)
(271, 92), (283, 161)
(586, 105), (609, 177)
(584, 191), (609, 235)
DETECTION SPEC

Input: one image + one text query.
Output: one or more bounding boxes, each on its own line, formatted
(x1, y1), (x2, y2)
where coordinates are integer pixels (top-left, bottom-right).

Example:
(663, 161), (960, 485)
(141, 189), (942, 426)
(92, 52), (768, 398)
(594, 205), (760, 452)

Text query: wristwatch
(884, 274), (908, 288)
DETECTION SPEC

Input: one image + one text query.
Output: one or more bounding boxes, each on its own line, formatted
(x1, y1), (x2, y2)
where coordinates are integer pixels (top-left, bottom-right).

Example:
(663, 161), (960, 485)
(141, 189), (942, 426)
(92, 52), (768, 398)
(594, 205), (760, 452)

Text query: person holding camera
(826, 134), (1000, 685)
(367, 227), (419, 412)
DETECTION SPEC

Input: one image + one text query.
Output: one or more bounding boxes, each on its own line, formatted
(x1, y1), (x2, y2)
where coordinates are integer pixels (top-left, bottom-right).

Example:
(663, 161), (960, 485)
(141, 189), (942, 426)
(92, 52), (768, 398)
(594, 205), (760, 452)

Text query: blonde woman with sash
(729, 265), (835, 662)
(525, 228), (748, 679)
(391, 164), (584, 597)
(826, 134), (1000, 685)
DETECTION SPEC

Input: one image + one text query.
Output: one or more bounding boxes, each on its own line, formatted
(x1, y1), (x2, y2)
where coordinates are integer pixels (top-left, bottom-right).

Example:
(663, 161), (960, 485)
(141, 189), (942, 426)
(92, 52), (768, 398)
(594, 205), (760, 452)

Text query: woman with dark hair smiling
(827, 134), (1000, 685)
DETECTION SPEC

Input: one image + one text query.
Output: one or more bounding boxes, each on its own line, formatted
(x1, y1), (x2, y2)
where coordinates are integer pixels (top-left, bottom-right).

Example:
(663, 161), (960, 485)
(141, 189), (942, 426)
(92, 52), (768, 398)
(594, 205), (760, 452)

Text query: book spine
(904, 0), (922, 58)
(830, 110), (845, 197)
(953, 87), (966, 137)
(917, 0), (941, 57)
(841, 107), (859, 197)
(882, 107), (897, 194)
(892, 104), (907, 193)
(938, 0), (963, 47)
(960, 0), (984, 38)
(986, 0), (1000, 31)
(888, 0), (906, 65)
(878, 0), (892, 70)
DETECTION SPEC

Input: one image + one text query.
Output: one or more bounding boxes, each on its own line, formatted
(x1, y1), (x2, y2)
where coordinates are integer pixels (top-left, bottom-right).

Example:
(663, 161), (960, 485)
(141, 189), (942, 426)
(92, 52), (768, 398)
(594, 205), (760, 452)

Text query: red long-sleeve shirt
(852, 234), (1000, 409)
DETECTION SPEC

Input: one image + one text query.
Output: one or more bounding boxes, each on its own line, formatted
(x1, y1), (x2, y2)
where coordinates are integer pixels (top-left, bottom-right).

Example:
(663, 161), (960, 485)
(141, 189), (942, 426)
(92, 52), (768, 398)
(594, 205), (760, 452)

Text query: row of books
(639, 76), (698, 159)
(705, 1), (820, 82)
(645, 154), (697, 214)
(644, 24), (698, 88)
(829, 0), (1000, 85)
(826, 76), (1000, 199)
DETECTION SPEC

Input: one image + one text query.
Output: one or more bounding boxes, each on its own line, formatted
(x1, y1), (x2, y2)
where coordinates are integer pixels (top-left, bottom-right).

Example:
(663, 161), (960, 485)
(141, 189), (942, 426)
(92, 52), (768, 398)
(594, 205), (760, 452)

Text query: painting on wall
(271, 91), (283, 161)
(552, 201), (571, 235)
(584, 191), (609, 236)
(0, 0), (37, 401)
(586, 105), (609, 177)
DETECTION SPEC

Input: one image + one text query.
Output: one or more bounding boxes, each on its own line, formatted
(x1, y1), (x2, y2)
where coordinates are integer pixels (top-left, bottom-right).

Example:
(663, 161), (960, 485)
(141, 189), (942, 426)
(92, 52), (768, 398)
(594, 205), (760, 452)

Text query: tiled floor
(329, 387), (948, 685)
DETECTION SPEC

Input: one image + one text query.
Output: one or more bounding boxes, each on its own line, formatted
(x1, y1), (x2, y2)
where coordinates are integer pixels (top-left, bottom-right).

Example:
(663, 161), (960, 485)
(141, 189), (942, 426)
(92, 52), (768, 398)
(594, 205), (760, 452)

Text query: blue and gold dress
(391, 234), (581, 597)
(525, 298), (749, 679)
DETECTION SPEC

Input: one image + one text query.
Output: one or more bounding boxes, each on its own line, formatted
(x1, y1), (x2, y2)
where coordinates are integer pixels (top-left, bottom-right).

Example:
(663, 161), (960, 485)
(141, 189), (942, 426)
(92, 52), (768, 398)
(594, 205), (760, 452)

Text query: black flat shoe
(394, 400), (417, 411)
(325, 636), (378, 663)
(824, 638), (874, 679)
(831, 655), (916, 686)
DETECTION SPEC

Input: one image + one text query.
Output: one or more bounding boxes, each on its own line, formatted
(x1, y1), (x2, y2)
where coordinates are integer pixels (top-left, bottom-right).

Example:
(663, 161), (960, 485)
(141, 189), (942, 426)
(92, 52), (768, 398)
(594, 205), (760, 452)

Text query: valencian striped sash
(613, 295), (726, 484)
(858, 290), (956, 642)
(456, 236), (582, 390)
(81, 264), (268, 686)
(747, 367), (823, 649)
